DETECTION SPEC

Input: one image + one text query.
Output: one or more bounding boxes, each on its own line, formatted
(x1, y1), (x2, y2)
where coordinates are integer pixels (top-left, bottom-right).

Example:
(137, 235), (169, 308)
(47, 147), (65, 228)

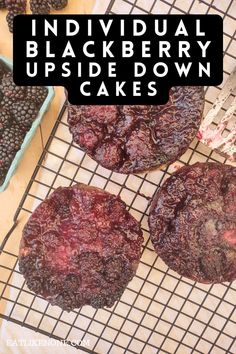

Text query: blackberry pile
(0, 62), (48, 186)
(1, 72), (26, 100)
(26, 86), (48, 107)
(1, 96), (15, 111)
(1, 124), (25, 153)
(0, 0), (69, 33)
(12, 101), (38, 131)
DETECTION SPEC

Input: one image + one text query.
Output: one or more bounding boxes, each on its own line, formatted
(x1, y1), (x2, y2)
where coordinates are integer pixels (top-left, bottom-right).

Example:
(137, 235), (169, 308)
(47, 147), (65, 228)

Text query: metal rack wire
(0, 0), (236, 353)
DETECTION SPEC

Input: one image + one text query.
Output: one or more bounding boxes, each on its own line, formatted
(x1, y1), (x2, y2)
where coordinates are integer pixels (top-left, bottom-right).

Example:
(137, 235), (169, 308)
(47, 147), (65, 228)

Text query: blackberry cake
(19, 184), (143, 311)
(0, 63), (48, 186)
(149, 162), (236, 284)
(68, 86), (204, 174)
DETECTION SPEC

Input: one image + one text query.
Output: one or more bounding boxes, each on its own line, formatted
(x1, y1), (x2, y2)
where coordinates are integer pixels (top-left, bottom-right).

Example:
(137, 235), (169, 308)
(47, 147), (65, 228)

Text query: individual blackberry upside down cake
(19, 184), (143, 311)
(149, 162), (236, 284)
(0, 61), (48, 186)
(68, 86), (204, 174)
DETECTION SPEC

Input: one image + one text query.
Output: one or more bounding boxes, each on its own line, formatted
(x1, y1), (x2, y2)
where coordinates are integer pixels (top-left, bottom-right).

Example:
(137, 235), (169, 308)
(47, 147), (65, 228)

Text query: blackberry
(0, 0), (6, 9)
(6, 0), (26, 12)
(0, 145), (15, 171)
(6, 0), (26, 33)
(0, 96), (14, 112)
(54, 291), (77, 311)
(45, 276), (62, 295)
(90, 294), (107, 309)
(12, 101), (38, 130)
(30, 0), (50, 14)
(26, 275), (44, 294)
(49, 0), (68, 10)
(77, 252), (104, 273)
(6, 11), (15, 33)
(1, 72), (26, 100)
(18, 254), (37, 275)
(0, 168), (7, 185)
(64, 273), (80, 290)
(104, 256), (133, 283)
(0, 61), (9, 81)
(26, 86), (48, 107)
(104, 256), (124, 282)
(1, 124), (25, 153)
(0, 109), (12, 133)
(0, 68), (4, 82)
(0, 91), (3, 105)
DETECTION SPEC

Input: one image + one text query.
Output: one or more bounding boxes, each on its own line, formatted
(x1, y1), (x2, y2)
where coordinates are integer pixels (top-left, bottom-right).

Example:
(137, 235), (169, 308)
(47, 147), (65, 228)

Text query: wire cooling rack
(0, 0), (236, 353)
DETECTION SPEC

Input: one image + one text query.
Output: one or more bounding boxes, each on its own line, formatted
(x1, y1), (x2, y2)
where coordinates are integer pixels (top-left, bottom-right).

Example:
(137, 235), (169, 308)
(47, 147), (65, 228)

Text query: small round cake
(149, 162), (236, 283)
(68, 86), (204, 174)
(19, 184), (143, 310)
